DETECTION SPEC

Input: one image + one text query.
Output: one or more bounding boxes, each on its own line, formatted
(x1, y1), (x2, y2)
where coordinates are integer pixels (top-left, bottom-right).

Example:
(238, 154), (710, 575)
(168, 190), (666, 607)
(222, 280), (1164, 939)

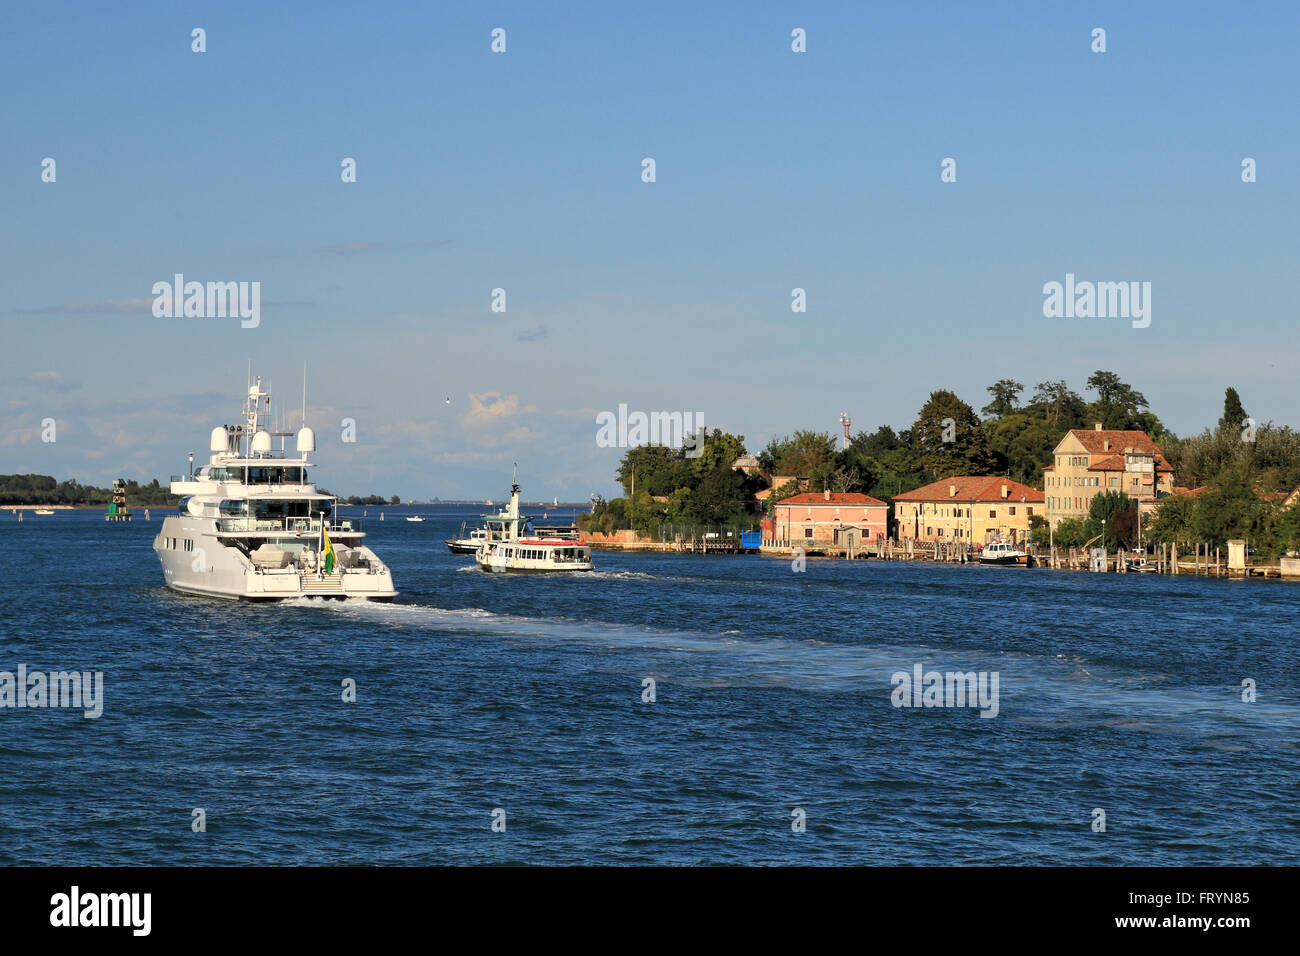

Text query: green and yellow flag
(322, 527), (336, 574)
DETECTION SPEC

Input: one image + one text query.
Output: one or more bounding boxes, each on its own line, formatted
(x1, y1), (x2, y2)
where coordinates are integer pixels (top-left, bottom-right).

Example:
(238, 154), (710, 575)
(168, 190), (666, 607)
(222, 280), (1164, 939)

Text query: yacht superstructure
(152, 377), (397, 600)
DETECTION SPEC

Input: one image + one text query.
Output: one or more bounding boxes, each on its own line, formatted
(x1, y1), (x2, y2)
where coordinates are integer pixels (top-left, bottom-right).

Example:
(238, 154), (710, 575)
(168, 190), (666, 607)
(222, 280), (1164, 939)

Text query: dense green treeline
(583, 373), (1300, 556)
(0, 474), (178, 506)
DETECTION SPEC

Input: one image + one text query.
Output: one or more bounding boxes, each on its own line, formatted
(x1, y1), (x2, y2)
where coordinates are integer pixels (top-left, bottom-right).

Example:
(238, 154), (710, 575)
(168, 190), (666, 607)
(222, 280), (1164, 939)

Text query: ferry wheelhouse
(152, 377), (397, 600)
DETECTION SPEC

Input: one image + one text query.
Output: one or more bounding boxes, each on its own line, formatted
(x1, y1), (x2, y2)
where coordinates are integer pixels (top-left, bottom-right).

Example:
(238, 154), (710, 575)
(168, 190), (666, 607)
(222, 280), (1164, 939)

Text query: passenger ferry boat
(474, 469), (592, 573)
(979, 539), (1031, 566)
(152, 377), (397, 601)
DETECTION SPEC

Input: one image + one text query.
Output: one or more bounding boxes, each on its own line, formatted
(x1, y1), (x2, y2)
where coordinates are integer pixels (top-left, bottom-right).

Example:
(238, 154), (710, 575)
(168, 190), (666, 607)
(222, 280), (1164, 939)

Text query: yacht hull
(153, 516), (397, 601)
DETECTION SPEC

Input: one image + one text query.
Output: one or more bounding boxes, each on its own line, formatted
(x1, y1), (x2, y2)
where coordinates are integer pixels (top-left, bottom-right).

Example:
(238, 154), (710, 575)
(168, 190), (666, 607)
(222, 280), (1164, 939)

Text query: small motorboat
(34, 508), (55, 515)
(1125, 548), (1159, 573)
(445, 525), (491, 554)
(406, 515), (425, 523)
(979, 539), (1030, 566)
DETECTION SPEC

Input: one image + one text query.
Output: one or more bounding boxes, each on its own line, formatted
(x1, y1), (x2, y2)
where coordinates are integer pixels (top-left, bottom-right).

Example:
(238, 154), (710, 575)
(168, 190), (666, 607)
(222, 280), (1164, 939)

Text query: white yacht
(153, 377), (397, 601)
(474, 468), (592, 573)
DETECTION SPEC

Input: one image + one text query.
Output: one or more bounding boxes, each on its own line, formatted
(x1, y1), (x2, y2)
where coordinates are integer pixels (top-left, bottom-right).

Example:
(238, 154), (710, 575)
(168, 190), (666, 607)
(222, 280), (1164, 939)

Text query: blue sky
(2, 1), (1297, 500)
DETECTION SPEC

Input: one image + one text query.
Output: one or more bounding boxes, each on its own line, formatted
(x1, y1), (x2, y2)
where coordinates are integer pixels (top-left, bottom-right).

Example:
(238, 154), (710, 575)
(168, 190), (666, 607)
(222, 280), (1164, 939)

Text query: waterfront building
(1042, 424), (1173, 528)
(769, 491), (888, 548)
(894, 477), (1044, 544)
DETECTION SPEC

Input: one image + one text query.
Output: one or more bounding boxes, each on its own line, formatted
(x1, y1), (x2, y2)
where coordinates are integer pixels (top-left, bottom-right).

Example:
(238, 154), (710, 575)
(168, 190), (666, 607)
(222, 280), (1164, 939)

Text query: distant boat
(34, 508), (55, 515)
(1125, 548), (1159, 573)
(979, 540), (1030, 566)
(474, 466), (592, 573)
(406, 515), (425, 523)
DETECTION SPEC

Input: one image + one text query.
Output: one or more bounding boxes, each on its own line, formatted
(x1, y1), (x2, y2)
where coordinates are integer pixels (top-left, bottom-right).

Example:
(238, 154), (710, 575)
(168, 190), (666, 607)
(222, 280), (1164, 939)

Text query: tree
(910, 390), (997, 481)
(616, 444), (690, 497)
(985, 413), (1056, 485)
(689, 429), (747, 479)
(1032, 380), (1076, 426)
(981, 379), (1024, 419)
(1219, 387), (1248, 434)
(1084, 370), (1154, 431)
(1028, 514), (1050, 547)
(757, 430), (836, 481)
(1085, 490), (1138, 548)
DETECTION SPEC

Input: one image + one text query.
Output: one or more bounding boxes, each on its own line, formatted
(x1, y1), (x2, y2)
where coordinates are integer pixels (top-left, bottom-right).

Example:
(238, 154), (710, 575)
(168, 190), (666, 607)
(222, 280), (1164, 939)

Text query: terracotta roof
(777, 492), (887, 506)
(1172, 486), (1207, 497)
(1086, 453), (1172, 473)
(894, 476), (1044, 503)
(1065, 429), (1171, 468)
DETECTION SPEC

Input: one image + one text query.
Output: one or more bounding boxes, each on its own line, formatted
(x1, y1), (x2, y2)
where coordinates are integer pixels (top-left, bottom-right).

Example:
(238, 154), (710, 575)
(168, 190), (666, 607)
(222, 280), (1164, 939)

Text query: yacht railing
(216, 516), (362, 534)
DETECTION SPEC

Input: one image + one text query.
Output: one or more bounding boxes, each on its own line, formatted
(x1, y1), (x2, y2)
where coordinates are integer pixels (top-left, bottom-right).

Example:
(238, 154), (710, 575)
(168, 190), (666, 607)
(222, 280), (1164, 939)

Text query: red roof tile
(894, 476), (1044, 503)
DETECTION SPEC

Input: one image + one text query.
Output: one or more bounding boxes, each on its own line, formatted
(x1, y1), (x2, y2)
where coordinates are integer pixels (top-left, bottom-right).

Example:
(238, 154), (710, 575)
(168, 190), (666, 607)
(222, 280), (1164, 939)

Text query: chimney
(823, 489), (830, 502)
(949, 484), (956, 498)
(1094, 422), (1103, 431)
(1001, 483), (1009, 499)
(1103, 440), (1110, 451)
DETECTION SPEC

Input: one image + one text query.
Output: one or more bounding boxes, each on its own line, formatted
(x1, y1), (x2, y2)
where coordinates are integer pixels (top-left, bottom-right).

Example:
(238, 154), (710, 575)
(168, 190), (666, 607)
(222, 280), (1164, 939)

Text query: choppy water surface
(1, 507), (1296, 865)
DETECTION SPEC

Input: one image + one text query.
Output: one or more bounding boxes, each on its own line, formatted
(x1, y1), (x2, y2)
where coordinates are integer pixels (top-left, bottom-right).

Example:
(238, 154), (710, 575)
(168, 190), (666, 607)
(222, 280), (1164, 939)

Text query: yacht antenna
(302, 361), (308, 429)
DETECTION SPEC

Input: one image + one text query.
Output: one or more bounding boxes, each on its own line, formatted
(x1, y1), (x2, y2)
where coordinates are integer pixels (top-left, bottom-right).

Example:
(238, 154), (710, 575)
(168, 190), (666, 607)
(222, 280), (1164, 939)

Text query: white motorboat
(152, 375), (397, 601)
(474, 467), (592, 573)
(979, 539), (1031, 566)
(1125, 548), (1159, 573)
(33, 508), (55, 515)
(406, 515), (425, 522)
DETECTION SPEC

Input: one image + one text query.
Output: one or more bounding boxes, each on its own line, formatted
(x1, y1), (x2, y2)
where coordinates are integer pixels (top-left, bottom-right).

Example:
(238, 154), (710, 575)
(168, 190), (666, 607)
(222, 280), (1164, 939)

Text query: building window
(988, 509), (996, 518)
(1009, 506), (1016, 515)
(804, 528), (812, 538)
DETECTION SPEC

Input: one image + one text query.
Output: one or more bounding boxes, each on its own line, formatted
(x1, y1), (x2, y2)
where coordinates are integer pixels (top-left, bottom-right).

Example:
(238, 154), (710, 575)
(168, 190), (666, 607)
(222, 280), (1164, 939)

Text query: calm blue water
(2, 506), (1297, 865)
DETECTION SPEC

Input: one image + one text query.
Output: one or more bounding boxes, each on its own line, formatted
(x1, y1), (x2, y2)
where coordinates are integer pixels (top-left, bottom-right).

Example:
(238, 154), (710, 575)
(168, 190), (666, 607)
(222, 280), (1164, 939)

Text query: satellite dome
(187, 497), (204, 517)
(209, 426), (227, 452)
(296, 427), (316, 453)
(251, 430), (272, 455)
